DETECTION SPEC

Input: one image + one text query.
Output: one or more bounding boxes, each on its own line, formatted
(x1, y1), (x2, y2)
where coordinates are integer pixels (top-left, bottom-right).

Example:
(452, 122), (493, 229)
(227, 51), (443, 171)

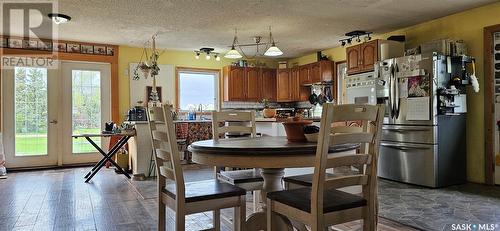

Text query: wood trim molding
(174, 66), (222, 111)
(1, 38), (120, 124)
(483, 24), (500, 185)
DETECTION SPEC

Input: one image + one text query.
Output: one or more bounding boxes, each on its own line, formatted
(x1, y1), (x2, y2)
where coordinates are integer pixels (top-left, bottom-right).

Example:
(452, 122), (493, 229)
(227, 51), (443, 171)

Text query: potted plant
(262, 99), (276, 118)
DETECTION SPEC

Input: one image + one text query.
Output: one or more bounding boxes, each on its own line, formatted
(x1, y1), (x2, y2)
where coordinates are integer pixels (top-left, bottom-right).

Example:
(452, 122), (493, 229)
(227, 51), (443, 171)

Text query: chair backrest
(211, 111), (256, 141)
(147, 105), (185, 202)
(311, 103), (384, 216)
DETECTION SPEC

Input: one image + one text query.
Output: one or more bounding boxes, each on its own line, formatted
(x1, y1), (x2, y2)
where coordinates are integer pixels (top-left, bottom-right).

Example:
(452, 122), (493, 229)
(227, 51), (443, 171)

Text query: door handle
(49, 120), (58, 124)
(383, 128), (430, 132)
(380, 142), (431, 150)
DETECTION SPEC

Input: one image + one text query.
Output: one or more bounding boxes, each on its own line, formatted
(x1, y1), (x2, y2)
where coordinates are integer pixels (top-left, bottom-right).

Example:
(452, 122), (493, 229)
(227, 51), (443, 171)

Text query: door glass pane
(179, 72), (216, 110)
(14, 67), (48, 156)
(72, 70), (101, 153)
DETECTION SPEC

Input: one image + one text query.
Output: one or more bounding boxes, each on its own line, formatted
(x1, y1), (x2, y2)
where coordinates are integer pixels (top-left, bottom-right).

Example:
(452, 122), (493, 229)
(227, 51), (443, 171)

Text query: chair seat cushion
(163, 180), (246, 203)
(217, 169), (264, 184)
(267, 187), (367, 213)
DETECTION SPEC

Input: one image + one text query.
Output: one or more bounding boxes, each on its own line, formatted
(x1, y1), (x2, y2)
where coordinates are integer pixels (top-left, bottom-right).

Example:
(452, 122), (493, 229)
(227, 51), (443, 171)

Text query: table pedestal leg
(245, 168), (293, 231)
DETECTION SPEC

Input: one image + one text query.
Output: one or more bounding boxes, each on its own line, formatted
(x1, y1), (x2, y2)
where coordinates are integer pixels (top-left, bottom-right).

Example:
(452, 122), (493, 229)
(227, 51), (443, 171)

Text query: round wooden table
(188, 136), (359, 231)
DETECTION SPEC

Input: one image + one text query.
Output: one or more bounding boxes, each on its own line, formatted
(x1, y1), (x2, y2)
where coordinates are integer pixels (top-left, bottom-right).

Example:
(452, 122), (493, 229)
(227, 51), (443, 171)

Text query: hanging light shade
(264, 43), (283, 56)
(225, 46), (242, 59)
(264, 28), (283, 57)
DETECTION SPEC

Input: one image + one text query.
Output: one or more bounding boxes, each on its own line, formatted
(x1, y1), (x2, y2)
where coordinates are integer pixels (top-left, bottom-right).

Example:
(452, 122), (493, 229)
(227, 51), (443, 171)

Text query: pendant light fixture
(48, 13), (71, 24)
(224, 29), (243, 59)
(264, 26), (283, 57)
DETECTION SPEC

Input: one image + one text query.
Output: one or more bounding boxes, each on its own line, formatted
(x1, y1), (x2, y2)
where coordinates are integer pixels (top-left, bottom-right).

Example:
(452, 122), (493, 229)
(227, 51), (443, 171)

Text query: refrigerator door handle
(380, 142), (431, 150)
(389, 64), (395, 119)
(394, 63), (400, 119)
(382, 127), (431, 132)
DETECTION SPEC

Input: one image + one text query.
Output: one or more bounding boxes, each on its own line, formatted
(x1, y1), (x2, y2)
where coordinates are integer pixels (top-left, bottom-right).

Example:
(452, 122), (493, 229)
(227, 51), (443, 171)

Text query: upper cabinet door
(229, 67), (246, 101)
(310, 62), (321, 83)
(290, 67), (300, 101)
(277, 69), (291, 102)
(361, 40), (378, 72)
(346, 45), (361, 75)
(245, 67), (260, 101)
(299, 65), (311, 85)
(319, 60), (334, 82)
(261, 68), (277, 101)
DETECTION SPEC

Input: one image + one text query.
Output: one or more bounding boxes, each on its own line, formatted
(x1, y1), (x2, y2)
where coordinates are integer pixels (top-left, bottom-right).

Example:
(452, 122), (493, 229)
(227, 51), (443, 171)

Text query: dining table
(188, 136), (359, 231)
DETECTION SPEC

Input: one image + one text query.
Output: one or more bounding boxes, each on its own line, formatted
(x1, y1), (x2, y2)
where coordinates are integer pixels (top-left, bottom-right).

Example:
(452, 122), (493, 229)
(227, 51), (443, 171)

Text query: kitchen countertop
(125, 117), (322, 124)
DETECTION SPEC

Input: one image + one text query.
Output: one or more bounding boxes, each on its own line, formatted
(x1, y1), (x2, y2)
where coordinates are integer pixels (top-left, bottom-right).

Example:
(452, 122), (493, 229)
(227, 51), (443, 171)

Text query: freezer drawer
(382, 125), (437, 144)
(378, 141), (437, 187)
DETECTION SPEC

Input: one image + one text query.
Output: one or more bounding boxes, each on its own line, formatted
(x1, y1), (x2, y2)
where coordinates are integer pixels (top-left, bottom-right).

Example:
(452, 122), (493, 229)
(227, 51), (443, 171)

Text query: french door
(1, 61), (111, 168)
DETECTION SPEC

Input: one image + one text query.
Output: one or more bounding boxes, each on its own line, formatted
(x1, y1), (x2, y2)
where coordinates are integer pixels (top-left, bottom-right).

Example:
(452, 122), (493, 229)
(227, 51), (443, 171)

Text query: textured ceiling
(8, 0), (497, 58)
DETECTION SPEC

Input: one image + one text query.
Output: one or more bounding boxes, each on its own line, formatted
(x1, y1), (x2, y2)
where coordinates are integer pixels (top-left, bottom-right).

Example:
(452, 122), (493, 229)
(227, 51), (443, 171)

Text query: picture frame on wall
(67, 43), (81, 53)
(0, 37), (7, 47)
(146, 86), (162, 104)
(37, 41), (52, 51)
(81, 45), (94, 54)
(24, 40), (38, 49)
(53, 42), (67, 52)
(106, 46), (114, 56)
(93, 45), (106, 55)
(8, 38), (23, 48)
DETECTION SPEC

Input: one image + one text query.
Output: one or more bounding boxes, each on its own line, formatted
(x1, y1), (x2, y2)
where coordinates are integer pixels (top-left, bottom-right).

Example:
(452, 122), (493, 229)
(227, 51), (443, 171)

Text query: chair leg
(234, 195), (246, 231)
(158, 201), (166, 231)
(266, 198), (273, 231)
(253, 190), (260, 212)
(213, 209), (221, 231)
(175, 211), (185, 231)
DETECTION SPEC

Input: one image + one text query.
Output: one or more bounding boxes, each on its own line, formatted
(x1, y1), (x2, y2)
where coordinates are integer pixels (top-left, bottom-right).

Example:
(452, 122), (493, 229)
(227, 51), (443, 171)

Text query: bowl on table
(282, 118), (313, 142)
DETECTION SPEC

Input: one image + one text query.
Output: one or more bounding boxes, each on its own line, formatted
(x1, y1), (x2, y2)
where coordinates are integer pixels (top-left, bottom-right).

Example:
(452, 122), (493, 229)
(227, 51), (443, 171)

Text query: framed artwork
(0, 37), (7, 47)
(93, 45), (106, 55)
(37, 41), (52, 51)
(67, 43), (81, 53)
(24, 40), (38, 49)
(53, 42), (67, 52)
(106, 46), (114, 56)
(8, 38), (23, 48)
(81, 45), (94, 54)
(146, 86), (162, 104)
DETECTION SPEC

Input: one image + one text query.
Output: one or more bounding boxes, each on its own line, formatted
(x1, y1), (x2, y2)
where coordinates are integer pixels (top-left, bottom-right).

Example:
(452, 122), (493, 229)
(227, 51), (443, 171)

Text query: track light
(338, 30), (372, 46)
(205, 54), (211, 60)
(356, 36), (361, 43)
(215, 55), (221, 61)
(347, 39), (352, 44)
(341, 41), (346, 47)
(195, 52), (200, 59)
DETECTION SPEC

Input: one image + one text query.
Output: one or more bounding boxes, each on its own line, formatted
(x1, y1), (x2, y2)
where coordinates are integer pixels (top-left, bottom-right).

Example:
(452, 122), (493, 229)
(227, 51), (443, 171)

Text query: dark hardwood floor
(0, 167), (416, 231)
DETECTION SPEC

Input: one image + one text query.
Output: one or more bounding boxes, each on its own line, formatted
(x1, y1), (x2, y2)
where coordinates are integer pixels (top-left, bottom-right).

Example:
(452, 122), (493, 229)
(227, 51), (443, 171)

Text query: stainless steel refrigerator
(374, 52), (468, 187)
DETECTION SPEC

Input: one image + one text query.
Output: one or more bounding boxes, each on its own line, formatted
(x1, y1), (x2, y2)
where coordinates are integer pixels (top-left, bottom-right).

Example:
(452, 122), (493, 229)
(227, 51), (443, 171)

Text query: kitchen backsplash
(222, 101), (316, 110)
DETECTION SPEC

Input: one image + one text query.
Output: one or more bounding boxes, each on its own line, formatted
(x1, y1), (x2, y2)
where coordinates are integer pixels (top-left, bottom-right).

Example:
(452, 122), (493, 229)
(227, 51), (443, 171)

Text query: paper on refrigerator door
(406, 97), (430, 120)
(399, 78), (408, 98)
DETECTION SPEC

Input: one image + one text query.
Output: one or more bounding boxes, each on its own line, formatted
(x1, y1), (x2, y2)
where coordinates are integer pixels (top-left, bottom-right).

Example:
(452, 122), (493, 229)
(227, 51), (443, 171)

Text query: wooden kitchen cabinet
(346, 45), (362, 75)
(310, 62), (321, 83)
(299, 64), (311, 85)
(277, 69), (292, 102)
(245, 67), (261, 101)
(290, 67), (300, 101)
(346, 39), (379, 75)
(360, 40), (378, 71)
(223, 66), (246, 101)
(261, 68), (277, 101)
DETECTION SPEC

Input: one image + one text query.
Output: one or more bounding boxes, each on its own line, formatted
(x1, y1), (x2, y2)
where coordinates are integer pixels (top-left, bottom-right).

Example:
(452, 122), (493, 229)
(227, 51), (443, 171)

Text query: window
(178, 70), (218, 110)
(72, 70), (102, 153)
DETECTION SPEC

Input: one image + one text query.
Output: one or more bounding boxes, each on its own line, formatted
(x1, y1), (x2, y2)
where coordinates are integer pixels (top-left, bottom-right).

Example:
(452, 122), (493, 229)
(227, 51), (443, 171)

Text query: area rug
(378, 179), (500, 231)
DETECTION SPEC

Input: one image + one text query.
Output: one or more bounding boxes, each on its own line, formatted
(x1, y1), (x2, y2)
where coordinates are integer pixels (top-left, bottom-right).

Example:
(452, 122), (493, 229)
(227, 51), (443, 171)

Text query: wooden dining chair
(283, 125), (364, 190)
(212, 111), (264, 213)
(147, 105), (246, 231)
(266, 103), (384, 231)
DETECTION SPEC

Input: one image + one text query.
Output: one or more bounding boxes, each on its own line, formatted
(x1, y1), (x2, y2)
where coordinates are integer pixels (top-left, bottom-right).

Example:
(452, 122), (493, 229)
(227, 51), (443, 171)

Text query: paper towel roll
(380, 43), (389, 60)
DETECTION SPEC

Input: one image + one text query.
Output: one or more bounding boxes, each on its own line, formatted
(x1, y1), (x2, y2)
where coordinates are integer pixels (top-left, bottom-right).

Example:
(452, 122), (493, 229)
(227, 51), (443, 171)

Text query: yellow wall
(118, 46), (278, 121)
(290, 2), (500, 183)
